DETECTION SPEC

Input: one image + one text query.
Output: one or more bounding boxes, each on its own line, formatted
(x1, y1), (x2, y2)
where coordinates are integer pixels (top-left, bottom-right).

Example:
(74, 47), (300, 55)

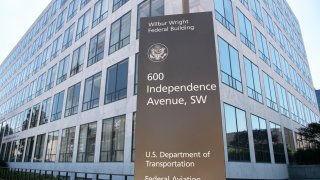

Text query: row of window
(0, 0), (134, 77)
(1, 35), (319, 141)
(224, 103), (309, 164)
(0, 0), (164, 117)
(0, 58), (132, 138)
(218, 37), (319, 125)
(215, 0), (311, 86)
(0, 103), (313, 164)
(240, 0), (306, 58)
(0, 114), (128, 163)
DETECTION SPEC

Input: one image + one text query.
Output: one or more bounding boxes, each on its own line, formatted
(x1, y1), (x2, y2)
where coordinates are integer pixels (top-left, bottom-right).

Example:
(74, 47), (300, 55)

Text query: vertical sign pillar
(135, 12), (226, 180)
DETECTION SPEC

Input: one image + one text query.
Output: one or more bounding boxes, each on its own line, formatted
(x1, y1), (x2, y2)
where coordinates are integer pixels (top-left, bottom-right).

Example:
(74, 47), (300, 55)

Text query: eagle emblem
(147, 43), (168, 62)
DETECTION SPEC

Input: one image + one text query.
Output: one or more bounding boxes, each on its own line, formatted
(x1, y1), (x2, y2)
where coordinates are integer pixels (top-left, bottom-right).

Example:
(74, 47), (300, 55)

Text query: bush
(0, 160), (7, 167)
(294, 149), (320, 165)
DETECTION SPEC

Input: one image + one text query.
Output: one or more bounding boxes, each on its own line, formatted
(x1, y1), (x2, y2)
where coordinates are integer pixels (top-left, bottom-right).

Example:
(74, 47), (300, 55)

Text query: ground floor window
(270, 122), (286, 163)
(251, 115), (271, 163)
(100, 115), (125, 162)
(59, 126), (76, 162)
(224, 103), (250, 162)
(77, 122), (97, 162)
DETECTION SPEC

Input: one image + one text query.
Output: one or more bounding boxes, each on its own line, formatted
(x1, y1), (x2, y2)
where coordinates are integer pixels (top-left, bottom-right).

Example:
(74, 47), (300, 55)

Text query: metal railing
(0, 167), (134, 180)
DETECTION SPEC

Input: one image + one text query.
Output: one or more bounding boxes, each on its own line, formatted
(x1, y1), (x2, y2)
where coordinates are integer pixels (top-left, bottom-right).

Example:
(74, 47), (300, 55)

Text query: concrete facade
(0, 0), (319, 179)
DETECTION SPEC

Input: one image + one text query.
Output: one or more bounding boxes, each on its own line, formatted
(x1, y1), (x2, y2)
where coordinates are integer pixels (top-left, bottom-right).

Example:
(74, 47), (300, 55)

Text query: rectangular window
(24, 136), (34, 162)
(251, 115), (271, 162)
(113, 0), (129, 12)
(218, 37), (242, 92)
(277, 83), (289, 117)
(51, 0), (59, 15)
(284, 128), (295, 164)
(2, 121), (7, 137)
(251, 0), (263, 25)
(288, 92), (298, 122)
(61, 0), (67, 7)
(82, 72), (101, 111)
(290, 66), (299, 92)
(16, 139), (26, 162)
(33, 54), (42, 74)
(47, 20), (56, 40)
(131, 112), (136, 161)
(76, 9), (90, 40)
(270, 0), (278, 19)
(134, 54), (139, 95)
(65, 82), (81, 117)
(136, 0), (164, 38)
(27, 80), (37, 102)
(0, 143), (5, 160)
(303, 105), (310, 126)
(38, 30), (47, 50)
(70, 43), (86, 76)
(263, 72), (278, 111)
(26, 61), (34, 79)
(224, 103), (250, 162)
(77, 122), (97, 162)
(22, 108), (31, 131)
(45, 64), (57, 91)
(30, 103), (40, 128)
(45, 130), (59, 162)
(100, 115), (125, 162)
(237, 9), (255, 52)
(87, 29), (106, 66)
(263, 9), (275, 39)
(80, 0), (91, 9)
(12, 115), (21, 134)
(214, 0), (235, 34)
(51, 35), (62, 60)
(56, 8), (66, 31)
(270, 122), (286, 163)
(59, 126), (76, 162)
(105, 59), (128, 104)
(93, 0), (108, 27)
(9, 140), (18, 162)
(40, 98), (51, 125)
(109, 12), (131, 54)
(4, 142), (11, 162)
(296, 100), (305, 125)
(62, 23), (75, 51)
(51, 91), (65, 121)
(256, 29), (270, 65)
(42, 45), (52, 67)
(57, 56), (70, 85)
(275, 25), (285, 50)
(67, 0), (78, 21)
(36, 73), (46, 97)
(34, 134), (45, 162)
(280, 56), (291, 84)
(270, 44), (282, 76)
(244, 57), (262, 103)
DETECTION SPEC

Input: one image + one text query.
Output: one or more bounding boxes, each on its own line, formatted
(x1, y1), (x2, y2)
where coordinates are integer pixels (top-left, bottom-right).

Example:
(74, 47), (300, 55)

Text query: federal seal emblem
(147, 43), (168, 62)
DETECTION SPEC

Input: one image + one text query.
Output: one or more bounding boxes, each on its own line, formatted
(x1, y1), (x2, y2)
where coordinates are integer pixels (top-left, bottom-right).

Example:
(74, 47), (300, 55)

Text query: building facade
(0, 0), (319, 179)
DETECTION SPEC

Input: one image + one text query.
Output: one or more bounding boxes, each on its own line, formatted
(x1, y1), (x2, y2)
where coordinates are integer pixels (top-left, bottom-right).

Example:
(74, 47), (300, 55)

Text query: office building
(0, 0), (319, 179)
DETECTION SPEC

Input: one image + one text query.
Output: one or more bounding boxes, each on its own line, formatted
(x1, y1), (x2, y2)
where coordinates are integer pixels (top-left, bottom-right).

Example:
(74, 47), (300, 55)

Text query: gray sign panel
(135, 12), (226, 180)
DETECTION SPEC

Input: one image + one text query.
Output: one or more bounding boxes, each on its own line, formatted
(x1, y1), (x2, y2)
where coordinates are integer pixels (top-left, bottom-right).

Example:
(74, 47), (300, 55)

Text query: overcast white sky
(0, 0), (319, 89)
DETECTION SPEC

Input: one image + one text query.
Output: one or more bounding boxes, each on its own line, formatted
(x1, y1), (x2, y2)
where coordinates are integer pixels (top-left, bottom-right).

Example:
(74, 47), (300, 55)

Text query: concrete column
(164, 0), (183, 15)
(189, 0), (214, 13)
